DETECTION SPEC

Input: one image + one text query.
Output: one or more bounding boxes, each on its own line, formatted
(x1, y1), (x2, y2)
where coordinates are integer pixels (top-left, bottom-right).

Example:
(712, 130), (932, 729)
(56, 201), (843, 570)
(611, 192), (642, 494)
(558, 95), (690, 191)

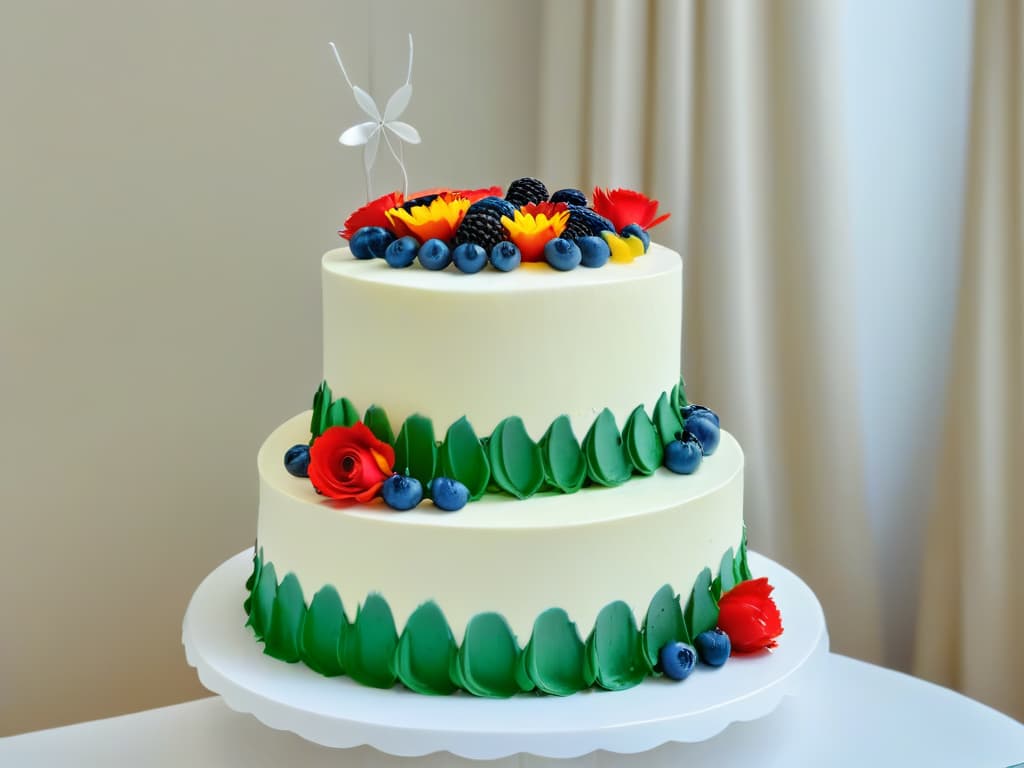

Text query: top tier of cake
(322, 244), (683, 436)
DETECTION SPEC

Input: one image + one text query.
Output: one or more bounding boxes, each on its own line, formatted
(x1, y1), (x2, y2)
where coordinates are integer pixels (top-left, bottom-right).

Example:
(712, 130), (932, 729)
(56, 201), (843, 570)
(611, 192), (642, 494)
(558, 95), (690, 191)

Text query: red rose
(716, 577), (783, 653)
(339, 191), (405, 240)
(592, 187), (671, 232)
(308, 423), (395, 502)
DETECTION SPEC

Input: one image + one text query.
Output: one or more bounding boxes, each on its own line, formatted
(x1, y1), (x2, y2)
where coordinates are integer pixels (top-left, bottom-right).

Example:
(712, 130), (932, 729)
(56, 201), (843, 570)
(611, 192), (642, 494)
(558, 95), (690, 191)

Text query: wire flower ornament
(330, 34), (421, 200)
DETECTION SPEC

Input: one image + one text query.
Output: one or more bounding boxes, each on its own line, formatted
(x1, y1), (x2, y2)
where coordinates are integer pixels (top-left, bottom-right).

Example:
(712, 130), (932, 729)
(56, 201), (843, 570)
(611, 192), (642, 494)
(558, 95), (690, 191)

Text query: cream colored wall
(0, 0), (540, 736)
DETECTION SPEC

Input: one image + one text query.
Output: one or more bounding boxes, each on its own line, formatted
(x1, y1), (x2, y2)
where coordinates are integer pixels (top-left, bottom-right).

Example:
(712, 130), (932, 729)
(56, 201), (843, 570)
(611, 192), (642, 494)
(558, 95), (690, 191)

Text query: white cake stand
(182, 549), (827, 760)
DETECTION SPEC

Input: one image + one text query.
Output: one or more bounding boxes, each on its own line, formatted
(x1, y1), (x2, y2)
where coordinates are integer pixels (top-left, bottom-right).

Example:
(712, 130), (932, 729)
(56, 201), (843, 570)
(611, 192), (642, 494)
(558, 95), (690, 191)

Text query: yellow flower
(501, 203), (570, 262)
(385, 195), (471, 242)
(601, 231), (646, 263)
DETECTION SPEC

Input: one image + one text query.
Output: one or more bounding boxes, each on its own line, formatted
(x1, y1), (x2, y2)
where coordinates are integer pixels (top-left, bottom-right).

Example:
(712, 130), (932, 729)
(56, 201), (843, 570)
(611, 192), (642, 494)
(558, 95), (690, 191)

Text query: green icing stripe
(300, 586), (347, 676)
(582, 409), (632, 487)
(623, 405), (663, 476)
(249, 561), (277, 641)
(653, 391), (683, 446)
(539, 416), (586, 494)
(363, 405), (395, 445)
(525, 609), (587, 695)
(488, 417), (544, 499)
(459, 613), (522, 698)
(440, 417), (491, 501)
(265, 573), (306, 663)
(712, 547), (737, 601)
(684, 567), (719, 639)
(326, 397), (360, 430)
(343, 594), (398, 689)
(395, 602), (457, 695)
(310, 381), (332, 440)
(586, 601), (648, 691)
(394, 415), (437, 491)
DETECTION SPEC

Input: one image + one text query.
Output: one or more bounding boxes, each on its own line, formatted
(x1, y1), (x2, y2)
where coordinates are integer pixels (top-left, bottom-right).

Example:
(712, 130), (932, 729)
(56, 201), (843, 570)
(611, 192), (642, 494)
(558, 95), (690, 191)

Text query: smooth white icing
(257, 411), (744, 642)
(321, 245), (683, 438)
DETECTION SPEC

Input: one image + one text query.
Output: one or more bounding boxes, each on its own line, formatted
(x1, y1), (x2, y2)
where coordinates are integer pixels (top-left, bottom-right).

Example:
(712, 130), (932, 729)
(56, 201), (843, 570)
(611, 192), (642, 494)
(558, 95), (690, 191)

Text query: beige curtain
(914, 1), (1024, 721)
(539, 0), (883, 663)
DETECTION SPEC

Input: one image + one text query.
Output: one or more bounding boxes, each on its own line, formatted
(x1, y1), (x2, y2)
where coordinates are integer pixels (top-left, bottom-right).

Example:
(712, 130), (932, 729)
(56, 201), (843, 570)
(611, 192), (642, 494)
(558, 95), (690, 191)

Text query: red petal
(340, 191), (404, 240)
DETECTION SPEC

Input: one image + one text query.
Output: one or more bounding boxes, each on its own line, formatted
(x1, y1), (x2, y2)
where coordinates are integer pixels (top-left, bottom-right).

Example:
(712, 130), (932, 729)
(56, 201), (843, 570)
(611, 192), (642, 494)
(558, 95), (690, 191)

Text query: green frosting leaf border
(243, 538), (759, 698)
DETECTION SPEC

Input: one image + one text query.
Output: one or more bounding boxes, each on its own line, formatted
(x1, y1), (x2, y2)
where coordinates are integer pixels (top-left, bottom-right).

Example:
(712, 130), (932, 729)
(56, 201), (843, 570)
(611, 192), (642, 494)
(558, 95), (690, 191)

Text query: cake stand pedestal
(183, 549), (827, 761)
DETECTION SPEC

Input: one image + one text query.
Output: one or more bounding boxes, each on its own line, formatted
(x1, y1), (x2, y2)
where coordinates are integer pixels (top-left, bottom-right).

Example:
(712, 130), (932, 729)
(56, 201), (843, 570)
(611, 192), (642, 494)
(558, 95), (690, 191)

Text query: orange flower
(385, 193), (471, 242)
(500, 202), (569, 262)
(592, 187), (670, 232)
(339, 191), (404, 240)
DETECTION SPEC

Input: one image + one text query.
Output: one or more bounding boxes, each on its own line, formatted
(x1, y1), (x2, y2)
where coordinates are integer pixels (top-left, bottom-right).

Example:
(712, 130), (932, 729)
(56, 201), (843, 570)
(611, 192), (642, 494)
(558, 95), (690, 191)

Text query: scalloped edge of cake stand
(183, 548), (828, 760)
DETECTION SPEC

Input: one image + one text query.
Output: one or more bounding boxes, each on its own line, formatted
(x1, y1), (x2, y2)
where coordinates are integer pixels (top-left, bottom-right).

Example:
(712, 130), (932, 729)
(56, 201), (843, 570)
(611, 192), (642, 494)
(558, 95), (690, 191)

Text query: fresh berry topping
(452, 243), (488, 274)
(664, 434), (703, 474)
(490, 241), (522, 272)
(621, 223), (651, 251)
(543, 237), (582, 271)
(505, 177), (549, 208)
(578, 235), (611, 268)
(454, 207), (507, 254)
(694, 629), (731, 667)
(469, 196), (516, 220)
(350, 226), (395, 259)
(430, 477), (470, 511)
(550, 188), (588, 207)
(384, 236), (419, 268)
(401, 193), (441, 212)
(685, 415), (720, 456)
(381, 474), (424, 511)
(681, 404), (720, 427)
(283, 444), (311, 478)
(565, 205), (615, 238)
(418, 238), (451, 270)
(659, 641), (698, 681)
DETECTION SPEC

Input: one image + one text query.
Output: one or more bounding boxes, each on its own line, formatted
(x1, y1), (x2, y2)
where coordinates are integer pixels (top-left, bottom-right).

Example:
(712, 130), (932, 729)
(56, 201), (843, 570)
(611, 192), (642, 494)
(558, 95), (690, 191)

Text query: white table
(3, 654), (1023, 767)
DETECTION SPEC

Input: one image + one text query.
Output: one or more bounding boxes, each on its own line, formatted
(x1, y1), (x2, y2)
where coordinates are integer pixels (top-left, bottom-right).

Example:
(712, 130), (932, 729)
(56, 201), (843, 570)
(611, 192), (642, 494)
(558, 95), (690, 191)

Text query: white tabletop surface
(3, 654), (1023, 767)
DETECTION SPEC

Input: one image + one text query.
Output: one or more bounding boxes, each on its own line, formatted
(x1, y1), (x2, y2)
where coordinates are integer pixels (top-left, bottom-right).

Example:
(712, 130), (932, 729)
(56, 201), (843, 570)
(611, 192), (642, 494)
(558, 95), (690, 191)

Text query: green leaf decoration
(458, 613), (522, 698)
(622, 405), (663, 476)
(342, 594), (398, 689)
(683, 567), (719, 639)
(737, 526), (753, 581)
(671, 375), (689, 412)
(525, 608), (587, 695)
(363, 405), (395, 445)
(641, 584), (689, 670)
(539, 415), (586, 494)
(712, 548), (737, 601)
(394, 602), (457, 696)
(265, 573), (306, 663)
(515, 644), (536, 693)
(326, 396), (360, 429)
(299, 586), (347, 676)
(249, 562), (277, 641)
(310, 381), (333, 440)
(487, 417), (544, 499)
(582, 408), (632, 487)
(586, 601), (647, 690)
(653, 391), (683, 446)
(243, 548), (262, 617)
(394, 415), (437, 490)
(440, 417), (491, 501)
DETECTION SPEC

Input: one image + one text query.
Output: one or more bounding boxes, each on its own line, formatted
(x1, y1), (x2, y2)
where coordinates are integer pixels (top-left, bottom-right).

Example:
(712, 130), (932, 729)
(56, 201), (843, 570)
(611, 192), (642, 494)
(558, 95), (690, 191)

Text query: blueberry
(452, 243), (487, 274)
(694, 629), (731, 667)
(490, 241), (522, 272)
(685, 414), (721, 456)
(659, 641), (697, 681)
(430, 477), (470, 511)
(550, 188), (588, 207)
(620, 223), (651, 251)
(664, 434), (703, 474)
(350, 226), (395, 260)
(381, 474), (423, 511)
(283, 444), (310, 478)
(418, 238), (451, 270)
(577, 235), (611, 268)
(384, 236), (419, 268)
(544, 238), (582, 271)
(680, 404), (720, 427)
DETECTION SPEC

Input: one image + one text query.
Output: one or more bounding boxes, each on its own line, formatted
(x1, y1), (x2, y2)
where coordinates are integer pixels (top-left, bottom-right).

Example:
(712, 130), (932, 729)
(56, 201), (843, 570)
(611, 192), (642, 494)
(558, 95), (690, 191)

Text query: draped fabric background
(914, 0), (1024, 720)
(540, 0), (884, 663)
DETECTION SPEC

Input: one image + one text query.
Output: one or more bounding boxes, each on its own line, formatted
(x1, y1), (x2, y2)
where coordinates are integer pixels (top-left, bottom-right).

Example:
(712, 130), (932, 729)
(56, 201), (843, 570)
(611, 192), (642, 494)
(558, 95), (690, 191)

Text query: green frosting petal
(311, 381), (333, 440)
(539, 415), (586, 494)
(364, 405), (395, 445)
(249, 562), (277, 641)
(394, 415), (437, 490)
(395, 602), (457, 695)
(641, 584), (688, 670)
(342, 594), (397, 689)
(712, 548), (737, 601)
(671, 375), (689, 412)
(326, 396), (360, 429)
(653, 391), (683, 446)
(488, 417), (544, 499)
(243, 548), (262, 617)
(738, 526), (753, 581)
(458, 613), (522, 698)
(300, 586), (347, 676)
(684, 567), (719, 639)
(515, 644), (536, 692)
(622, 405), (663, 476)
(440, 417), (491, 501)
(587, 601), (647, 691)
(582, 409), (632, 487)
(265, 573), (306, 663)
(526, 608), (587, 695)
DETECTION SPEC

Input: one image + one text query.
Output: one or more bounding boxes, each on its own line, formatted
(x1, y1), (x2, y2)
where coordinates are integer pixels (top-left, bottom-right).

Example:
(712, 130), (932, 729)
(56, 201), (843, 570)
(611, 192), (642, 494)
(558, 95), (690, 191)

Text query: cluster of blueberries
(348, 223), (651, 274)
(659, 628), (732, 680)
(663, 405), (721, 475)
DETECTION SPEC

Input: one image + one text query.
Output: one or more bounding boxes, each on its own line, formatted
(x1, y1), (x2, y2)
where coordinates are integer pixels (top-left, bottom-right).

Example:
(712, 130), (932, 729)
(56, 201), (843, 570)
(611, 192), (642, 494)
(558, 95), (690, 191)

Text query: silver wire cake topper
(330, 34), (421, 200)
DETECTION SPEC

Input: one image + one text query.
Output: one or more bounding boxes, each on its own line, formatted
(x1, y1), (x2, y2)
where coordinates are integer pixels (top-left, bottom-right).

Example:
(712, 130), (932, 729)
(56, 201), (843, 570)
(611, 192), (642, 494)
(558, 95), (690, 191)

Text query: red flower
(339, 191), (404, 240)
(308, 423), (395, 503)
(592, 187), (671, 232)
(716, 577), (783, 653)
(453, 185), (502, 203)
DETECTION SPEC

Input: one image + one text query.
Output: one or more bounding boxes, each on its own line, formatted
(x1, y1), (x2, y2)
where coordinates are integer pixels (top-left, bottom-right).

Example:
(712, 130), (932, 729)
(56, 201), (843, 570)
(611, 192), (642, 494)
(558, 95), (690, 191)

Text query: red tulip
(716, 577), (783, 653)
(339, 191), (405, 240)
(592, 187), (670, 232)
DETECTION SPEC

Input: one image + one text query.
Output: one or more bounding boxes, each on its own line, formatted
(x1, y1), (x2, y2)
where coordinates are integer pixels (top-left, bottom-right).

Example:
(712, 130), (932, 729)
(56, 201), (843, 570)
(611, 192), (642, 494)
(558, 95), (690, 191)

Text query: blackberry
(469, 196), (516, 220)
(454, 207), (507, 253)
(402, 193), (440, 212)
(550, 188), (588, 207)
(505, 177), (549, 208)
(566, 205), (615, 237)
